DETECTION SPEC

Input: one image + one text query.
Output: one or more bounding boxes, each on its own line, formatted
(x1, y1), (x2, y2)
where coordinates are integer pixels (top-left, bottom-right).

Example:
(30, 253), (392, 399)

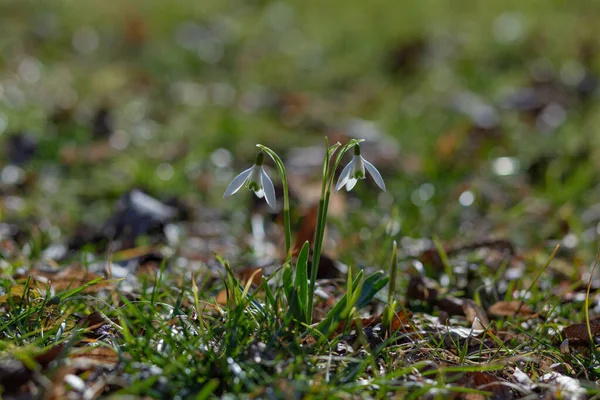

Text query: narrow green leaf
(58, 276), (107, 302)
(295, 241), (310, 322)
(433, 236), (453, 281)
(344, 265), (353, 316)
(282, 263), (293, 306)
(316, 270), (365, 336)
(356, 271), (389, 309)
(195, 378), (220, 400)
(262, 276), (276, 311)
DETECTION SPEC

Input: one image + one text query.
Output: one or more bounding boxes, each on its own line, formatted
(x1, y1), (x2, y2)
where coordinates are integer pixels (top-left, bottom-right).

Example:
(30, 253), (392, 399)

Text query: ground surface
(2, 1), (600, 399)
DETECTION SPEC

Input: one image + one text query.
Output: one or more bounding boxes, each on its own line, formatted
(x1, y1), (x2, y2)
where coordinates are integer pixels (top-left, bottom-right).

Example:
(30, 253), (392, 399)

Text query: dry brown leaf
(454, 372), (514, 400)
(488, 301), (535, 317)
(35, 344), (66, 367)
(18, 266), (109, 293)
(562, 319), (600, 345)
(437, 297), (468, 317)
(70, 346), (119, 366)
(292, 204), (319, 256)
(0, 285), (42, 304)
(215, 288), (228, 306)
(291, 203), (341, 278)
(60, 141), (114, 165)
(215, 268), (263, 306)
(123, 9), (147, 47)
(436, 129), (461, 161)
(333, 309), (412, 335)
(136, 254), (166, 279)
(407, 274), (440, 302)
(238, 267), (263, 288)
(407, 275), (464, 316)
(111, 245), (160, 261)
(462, 300), (489, 330)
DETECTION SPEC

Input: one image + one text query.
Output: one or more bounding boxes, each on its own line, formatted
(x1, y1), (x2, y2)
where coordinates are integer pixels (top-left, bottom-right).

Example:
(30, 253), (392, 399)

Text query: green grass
(2, 0), (600, 398)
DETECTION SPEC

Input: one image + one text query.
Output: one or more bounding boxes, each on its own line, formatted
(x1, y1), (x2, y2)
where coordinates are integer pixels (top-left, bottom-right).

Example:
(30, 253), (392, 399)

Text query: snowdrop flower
(223, 152), (277, 209)
(335, 145), (386, 192)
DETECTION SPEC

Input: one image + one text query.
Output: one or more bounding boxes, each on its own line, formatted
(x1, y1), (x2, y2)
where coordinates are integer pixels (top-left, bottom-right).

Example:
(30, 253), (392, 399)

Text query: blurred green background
(2, 0), (600, 261)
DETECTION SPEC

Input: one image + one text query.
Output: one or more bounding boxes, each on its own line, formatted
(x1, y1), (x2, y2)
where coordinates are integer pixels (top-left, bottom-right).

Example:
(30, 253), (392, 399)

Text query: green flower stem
(307, 195), (327, 323)
(256, 144), (292, 260)
(307, 139), (333, 323)
(307, 138), (363, 324)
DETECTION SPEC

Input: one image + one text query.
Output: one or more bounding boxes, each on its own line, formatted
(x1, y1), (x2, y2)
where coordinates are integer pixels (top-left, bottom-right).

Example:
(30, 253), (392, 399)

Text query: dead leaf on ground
(70, 346), (119, 367)
(60, 141), (114, 165)
(407, 275), (490, 329)
(436, 129), (462, 161)
(216, 288), (229, 306)
(292, 203), (342, 278)
(35, 344), (66, 367)
(407, 274), (440, 302)
(333, 309), (412, 335)
(123, 9), (148, 47)
(292, 204), (319, 256)
(454, 372), (514, 400)
(16, 266), (109, 293)
(216, 267), (263, 305)
(462, 300), (489, 330)
(99, 189), (180, 251)
(308, 254), (341, 280)
(238, 267), (263, 287)
(111, 245), (162, 262)
(136, 253), (167, 278)
(561, 319), (600, 345)
(488, 300), (536, 318)
(0, 285), (43, 304)
(436, 297), (467, 317)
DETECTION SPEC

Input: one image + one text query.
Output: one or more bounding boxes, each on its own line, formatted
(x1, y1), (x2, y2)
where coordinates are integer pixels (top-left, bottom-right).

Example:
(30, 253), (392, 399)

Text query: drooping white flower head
(223, 152), (277, 209)
(335, 144), (386, 192)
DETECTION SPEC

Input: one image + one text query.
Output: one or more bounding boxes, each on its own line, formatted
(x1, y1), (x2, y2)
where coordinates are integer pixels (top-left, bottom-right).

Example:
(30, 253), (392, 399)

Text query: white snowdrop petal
(223, 167), (253, 198)
(345, 178), (358, 191)
(351, 155), (365, 178)
(363, 158), (386, 192)
(335, 159), (354, 192)
(262, 168), (277, 209)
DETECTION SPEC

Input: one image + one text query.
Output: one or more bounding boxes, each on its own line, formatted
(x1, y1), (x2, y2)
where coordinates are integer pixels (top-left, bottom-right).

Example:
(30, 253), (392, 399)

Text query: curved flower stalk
(223, 151), (276, 209)
(335, 145), (386, 192)
(256, 144), (292, 260)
